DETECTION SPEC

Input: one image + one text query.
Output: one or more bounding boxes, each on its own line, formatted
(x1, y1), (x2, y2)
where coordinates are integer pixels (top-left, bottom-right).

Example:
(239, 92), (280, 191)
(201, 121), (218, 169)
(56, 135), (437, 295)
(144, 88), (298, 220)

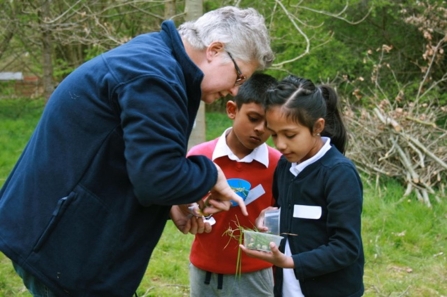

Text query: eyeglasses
(227, 52), (246, 86)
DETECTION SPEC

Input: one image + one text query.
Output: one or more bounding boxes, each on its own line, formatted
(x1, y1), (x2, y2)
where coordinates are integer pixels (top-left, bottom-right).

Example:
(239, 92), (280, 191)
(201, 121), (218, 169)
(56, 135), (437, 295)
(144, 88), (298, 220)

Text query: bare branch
(415, 37), (446, 105)
(291, 0), (373, 25)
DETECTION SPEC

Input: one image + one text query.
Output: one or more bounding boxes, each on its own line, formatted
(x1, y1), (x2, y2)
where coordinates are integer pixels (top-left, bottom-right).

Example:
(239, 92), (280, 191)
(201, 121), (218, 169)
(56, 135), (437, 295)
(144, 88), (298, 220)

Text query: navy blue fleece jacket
(0, 21), (216, 296)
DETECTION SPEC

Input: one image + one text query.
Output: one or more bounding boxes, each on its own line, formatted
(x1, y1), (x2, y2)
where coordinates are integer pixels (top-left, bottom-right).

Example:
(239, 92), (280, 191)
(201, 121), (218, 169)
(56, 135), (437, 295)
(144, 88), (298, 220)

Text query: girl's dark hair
(234, 72), (278, 108)
(265, 75), (347, 154)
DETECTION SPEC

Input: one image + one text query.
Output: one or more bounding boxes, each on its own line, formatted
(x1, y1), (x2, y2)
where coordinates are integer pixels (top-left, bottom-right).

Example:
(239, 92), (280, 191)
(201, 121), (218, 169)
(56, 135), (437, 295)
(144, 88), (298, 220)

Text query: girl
(240, 75), (364, 297)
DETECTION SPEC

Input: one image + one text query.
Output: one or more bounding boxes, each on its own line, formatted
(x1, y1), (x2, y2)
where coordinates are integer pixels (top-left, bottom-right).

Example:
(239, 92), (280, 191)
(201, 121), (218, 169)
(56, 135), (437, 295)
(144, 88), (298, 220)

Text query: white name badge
(244, 184), (265, 206)
(293, 205), (322, 219)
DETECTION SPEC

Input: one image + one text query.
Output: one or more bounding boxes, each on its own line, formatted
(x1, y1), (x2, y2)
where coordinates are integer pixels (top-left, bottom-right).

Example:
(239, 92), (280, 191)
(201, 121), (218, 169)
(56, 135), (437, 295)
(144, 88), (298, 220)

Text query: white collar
(212, 128), (269, 167)
(290, 137), (331, 176)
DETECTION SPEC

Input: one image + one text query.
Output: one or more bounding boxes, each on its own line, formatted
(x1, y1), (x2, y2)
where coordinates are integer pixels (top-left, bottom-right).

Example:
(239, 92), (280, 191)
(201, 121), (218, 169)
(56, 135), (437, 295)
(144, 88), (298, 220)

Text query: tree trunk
(40, 0), (54, 101)
(184, 0), (205, 150)
(164, 0), (176, 19)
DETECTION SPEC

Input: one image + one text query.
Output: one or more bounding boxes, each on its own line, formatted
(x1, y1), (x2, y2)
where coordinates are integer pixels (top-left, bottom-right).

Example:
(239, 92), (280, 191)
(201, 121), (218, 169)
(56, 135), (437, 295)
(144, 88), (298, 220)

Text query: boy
(180, 73), (281, 296)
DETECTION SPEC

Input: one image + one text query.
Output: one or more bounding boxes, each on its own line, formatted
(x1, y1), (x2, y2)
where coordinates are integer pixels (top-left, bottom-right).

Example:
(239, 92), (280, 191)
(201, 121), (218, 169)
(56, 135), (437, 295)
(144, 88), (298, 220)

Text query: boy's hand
(239, 242), (294, 269)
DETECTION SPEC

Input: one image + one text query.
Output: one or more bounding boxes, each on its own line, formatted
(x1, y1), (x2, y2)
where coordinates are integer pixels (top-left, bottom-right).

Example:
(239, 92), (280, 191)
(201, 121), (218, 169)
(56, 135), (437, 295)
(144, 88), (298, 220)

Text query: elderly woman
(0, 6), (273, 296)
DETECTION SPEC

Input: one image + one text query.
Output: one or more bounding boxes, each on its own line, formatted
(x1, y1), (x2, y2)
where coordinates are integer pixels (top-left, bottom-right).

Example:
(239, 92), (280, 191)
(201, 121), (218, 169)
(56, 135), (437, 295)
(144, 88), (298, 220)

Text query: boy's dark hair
(265, 75), (347, 154)
(234, 72), (278, 108)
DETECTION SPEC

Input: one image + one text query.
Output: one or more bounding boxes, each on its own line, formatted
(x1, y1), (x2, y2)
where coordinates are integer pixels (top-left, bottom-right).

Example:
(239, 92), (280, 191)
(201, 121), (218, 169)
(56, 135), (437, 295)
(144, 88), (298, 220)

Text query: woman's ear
(206, 41), (225, 61)
(226, 100), (238, 119)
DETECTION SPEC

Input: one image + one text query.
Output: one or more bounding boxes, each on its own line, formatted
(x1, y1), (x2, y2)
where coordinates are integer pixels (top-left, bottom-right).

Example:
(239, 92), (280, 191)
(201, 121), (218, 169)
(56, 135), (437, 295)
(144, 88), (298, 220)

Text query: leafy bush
(0, 81), (16, 97)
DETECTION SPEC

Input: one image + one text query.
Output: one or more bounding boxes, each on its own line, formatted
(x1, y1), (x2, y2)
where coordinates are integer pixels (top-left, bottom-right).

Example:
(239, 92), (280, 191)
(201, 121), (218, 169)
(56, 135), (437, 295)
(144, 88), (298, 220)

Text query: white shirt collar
(212, 128), (269, 167)
(289, 137), (331, 176)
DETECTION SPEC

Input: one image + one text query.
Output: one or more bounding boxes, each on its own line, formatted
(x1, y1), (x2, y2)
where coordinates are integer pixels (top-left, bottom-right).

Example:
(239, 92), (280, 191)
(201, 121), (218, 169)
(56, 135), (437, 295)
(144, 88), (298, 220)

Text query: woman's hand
(170, 205), (213, 234)
(201, 163), (248, 216)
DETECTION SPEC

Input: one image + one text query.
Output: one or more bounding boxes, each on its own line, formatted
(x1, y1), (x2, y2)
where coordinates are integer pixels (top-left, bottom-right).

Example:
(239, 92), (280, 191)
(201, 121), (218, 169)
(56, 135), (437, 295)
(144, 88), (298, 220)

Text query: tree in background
(1, 0), (445, 105)
(320, 0), (446, 106)
(0, 0), (183, 99)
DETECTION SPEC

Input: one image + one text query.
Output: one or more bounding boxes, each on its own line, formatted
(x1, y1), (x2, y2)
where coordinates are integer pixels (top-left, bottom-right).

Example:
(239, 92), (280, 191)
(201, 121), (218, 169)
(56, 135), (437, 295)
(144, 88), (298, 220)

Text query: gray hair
(178, 6), (274, 70)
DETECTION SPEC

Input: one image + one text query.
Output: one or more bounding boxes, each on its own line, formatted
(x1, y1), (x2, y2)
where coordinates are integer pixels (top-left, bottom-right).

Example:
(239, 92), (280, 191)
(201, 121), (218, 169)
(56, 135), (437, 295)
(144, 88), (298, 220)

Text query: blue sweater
(0, 21), (217, 296)
(273, 147), (364, 297)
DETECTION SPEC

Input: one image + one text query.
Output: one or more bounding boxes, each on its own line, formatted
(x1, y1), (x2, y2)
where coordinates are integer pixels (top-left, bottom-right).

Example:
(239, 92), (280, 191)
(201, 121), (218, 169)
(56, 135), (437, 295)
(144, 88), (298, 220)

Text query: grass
(1, 98), (446, 296)
(0, 99), (44, 186)
(361, 179), (447, 296)
(0, 99), (45, 296)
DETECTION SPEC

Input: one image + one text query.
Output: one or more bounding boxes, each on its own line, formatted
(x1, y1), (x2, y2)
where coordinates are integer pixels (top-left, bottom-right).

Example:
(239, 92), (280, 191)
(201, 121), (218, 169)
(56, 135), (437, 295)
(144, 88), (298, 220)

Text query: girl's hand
(239, 242), (294, 269)
(255, 206), (279, 232)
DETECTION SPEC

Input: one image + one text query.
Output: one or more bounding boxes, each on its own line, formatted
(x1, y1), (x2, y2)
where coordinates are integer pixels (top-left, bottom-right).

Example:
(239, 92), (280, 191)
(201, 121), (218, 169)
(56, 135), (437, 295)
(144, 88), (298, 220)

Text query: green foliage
(0, 0), (177, 85)
(361, 178), (447, 296)
(328, 5), (418, 86)
(286, 38), (359, 82)
(83, 45), (108, 62)
(137, 221), (192, 297)
(3, 0), (444, 110)
(0, 98), (44, 186)
(204, 0), (223, 11)
(0, 82), (16, 97)
(0, 98), (44, 296)
(53, 58), (76, 80)
(221, 0), (447, 110)
(0, 253), (30, 296)
(204, 112), (231, 141)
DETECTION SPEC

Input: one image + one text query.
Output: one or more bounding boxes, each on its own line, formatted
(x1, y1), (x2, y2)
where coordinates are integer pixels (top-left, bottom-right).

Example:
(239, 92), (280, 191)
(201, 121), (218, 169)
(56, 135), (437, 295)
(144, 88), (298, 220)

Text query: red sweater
(188, 138), (281, 274)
